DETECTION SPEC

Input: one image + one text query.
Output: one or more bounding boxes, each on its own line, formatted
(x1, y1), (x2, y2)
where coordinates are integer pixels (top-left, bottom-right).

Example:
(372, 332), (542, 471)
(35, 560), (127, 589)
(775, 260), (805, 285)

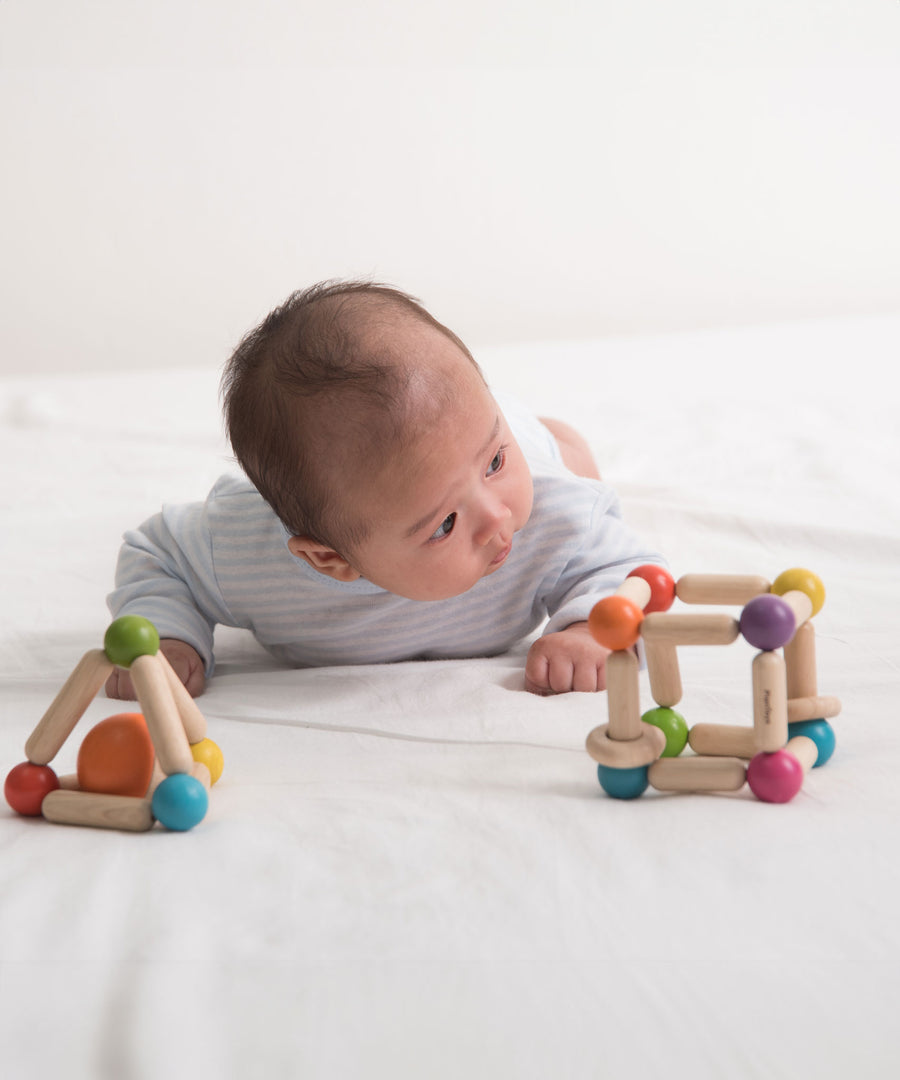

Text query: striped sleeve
(532, 480), (667, 635)
(106, 500), (238, 676)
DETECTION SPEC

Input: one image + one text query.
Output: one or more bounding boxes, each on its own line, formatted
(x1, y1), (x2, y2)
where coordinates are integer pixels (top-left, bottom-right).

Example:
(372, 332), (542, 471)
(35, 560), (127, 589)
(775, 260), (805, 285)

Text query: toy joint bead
(588, 595), (644, 651)
(626, 564), (676, 613)
(641, 707), (688, 757)
(771, 568), (825, 617)
(4, 762), (60, 816)
(151, 773), (209, 831)
(597, 764), (650, 800)
(103, 616), (160, 668)
(739, 594), (796, 651)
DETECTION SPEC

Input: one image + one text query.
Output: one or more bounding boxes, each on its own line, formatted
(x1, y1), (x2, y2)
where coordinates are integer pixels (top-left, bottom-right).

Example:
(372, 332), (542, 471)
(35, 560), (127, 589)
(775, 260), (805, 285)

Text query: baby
(106, 281), (665, 700)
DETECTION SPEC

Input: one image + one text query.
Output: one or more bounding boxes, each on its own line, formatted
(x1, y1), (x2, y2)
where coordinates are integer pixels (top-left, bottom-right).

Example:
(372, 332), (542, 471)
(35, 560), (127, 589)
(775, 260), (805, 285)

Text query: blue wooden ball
(597, 764), (649, 800)
(151, 773), (208, 831)
(788, 718), (836, 767)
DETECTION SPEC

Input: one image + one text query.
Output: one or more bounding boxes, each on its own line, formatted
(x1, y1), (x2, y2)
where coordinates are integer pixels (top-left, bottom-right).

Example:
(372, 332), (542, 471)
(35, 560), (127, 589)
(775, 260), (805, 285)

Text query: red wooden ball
(77, 712), (155, 798)
(627, 564), (676, 613)
(5, 761), (60, 816)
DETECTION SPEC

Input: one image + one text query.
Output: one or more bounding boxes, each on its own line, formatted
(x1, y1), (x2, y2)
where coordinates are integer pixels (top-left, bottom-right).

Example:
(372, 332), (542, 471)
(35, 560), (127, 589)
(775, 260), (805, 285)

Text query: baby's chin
(381, 572), (490, 603)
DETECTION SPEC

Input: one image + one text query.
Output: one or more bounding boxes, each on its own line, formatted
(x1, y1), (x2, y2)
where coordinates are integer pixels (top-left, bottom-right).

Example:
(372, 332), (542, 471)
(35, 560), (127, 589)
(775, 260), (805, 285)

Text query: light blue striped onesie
(108, 396), (665, 676)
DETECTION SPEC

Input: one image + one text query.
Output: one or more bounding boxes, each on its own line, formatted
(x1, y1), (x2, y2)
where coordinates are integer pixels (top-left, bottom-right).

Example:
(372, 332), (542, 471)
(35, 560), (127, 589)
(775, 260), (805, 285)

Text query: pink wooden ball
(747, 749), (804, 804)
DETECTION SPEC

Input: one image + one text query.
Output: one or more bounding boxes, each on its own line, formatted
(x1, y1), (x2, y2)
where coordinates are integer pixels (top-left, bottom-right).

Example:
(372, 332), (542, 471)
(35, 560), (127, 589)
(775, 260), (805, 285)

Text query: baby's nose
(474, 500), (511, 545)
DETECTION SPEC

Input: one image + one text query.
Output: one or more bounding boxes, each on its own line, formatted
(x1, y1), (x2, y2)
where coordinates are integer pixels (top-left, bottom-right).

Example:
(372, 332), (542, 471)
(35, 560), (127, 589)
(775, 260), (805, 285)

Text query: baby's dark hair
(221, 280), (478, 553)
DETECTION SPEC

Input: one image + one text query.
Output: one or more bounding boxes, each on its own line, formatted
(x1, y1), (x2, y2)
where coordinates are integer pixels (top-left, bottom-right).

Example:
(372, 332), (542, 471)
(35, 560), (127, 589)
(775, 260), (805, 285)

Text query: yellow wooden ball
(190, 738), (224, 785)
(771, 567), (825, 616)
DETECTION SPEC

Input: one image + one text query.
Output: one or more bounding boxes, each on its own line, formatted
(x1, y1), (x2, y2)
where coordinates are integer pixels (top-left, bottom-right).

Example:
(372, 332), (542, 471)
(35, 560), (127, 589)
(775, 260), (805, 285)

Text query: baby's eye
(431, 513), (456, 540)
(487, 448), (506, 476)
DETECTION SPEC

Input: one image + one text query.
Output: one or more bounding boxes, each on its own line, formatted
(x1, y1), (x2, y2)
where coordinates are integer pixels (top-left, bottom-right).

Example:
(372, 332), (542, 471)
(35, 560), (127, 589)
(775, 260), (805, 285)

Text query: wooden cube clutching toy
(585, 566), (840, 804)
(3, 616), (223, 832)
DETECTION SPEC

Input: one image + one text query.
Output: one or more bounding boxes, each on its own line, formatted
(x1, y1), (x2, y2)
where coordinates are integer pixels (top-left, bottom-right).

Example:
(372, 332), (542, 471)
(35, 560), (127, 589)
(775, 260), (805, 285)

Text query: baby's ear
(287, 536), (361, 582)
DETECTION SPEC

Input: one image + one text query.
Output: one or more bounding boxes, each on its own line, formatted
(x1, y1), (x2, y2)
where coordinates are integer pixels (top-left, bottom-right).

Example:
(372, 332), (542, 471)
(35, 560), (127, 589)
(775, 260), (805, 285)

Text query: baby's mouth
(487, 542), (511, 571)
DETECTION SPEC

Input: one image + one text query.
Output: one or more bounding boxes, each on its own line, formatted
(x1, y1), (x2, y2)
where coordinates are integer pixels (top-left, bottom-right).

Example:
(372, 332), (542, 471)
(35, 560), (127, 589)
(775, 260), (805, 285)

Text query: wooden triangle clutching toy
(585, 566), (840, 803)
(4, 616), (223, 832)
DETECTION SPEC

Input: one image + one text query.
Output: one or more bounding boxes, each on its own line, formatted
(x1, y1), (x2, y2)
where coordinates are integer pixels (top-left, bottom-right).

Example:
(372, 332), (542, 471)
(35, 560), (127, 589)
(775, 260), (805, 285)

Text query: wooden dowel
(130, 654), (194, 776)
(785, 735), (818, 774)
(645, 640), (683, 707)
(57, 773), (81, 791)
(192, 761), (212, 790)
(616, 576), (652, 610)
(688, 724), (756, 759)
(648, 756), (747, 793)
(42, 790), (154, 832)
(752, 651), (788, 752)
(641, 613), (740, 646)
(156, 649), (207, 743)
(787, 695), (842, 723)
(675, 574), (772, 606)
(145, 757), (166, 796)
(784, 621), (817, 699)
(778, 590), (814, 633)
(606, 649), (642, 742)
(25, 649), (115, 765)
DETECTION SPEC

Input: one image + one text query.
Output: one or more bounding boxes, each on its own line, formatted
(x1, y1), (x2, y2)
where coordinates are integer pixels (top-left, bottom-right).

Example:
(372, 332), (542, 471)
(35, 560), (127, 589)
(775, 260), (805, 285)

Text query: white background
(2, 0), (899, 375)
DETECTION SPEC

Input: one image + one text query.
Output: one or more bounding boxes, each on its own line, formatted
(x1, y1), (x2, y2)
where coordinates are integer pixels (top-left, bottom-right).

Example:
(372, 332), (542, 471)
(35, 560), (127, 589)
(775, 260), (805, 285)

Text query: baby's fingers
(105, 667), (137, 701)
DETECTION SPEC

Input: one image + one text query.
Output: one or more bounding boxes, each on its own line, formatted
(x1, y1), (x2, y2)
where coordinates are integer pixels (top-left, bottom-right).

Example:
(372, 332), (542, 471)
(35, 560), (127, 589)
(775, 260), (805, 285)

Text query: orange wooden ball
(77, 712), (156, 798)
(588, 595), (645, 651)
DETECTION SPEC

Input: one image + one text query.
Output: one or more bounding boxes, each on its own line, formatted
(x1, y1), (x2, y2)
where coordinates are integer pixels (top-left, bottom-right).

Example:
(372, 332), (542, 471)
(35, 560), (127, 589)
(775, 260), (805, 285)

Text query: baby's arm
(526, 477), (666, 694)
(524, 622), (611, 695)
(106, 502), (229, 697)
(106, 638), (206, 700)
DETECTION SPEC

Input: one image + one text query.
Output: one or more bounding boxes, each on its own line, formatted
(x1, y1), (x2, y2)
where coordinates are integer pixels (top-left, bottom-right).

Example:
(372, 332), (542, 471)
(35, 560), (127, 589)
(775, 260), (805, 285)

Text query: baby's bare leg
(539, 417), (601, 480)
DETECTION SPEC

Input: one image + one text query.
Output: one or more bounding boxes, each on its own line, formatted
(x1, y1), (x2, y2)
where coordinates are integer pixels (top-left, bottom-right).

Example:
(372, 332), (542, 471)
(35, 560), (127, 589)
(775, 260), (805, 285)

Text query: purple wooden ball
(739, 594), (796, 651)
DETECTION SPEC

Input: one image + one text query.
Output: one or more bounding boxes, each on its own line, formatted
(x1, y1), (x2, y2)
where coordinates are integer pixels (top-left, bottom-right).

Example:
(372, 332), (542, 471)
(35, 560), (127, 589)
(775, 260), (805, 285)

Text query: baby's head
(222, 281), (533, 600)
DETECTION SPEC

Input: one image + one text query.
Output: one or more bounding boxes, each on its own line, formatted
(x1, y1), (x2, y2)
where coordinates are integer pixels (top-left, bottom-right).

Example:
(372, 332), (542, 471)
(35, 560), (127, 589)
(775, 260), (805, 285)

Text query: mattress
(2, 314), (899, 1078)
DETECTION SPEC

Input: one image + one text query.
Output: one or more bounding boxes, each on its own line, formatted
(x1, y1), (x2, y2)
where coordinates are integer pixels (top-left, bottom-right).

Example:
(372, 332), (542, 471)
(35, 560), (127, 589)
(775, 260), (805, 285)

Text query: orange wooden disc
(77, 712), (155, 798)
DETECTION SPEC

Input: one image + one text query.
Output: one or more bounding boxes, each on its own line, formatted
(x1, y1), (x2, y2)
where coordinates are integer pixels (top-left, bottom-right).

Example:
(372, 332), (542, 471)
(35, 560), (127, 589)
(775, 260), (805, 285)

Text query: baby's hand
(105, 639), (206, 700)
(525, 622), (611, 695)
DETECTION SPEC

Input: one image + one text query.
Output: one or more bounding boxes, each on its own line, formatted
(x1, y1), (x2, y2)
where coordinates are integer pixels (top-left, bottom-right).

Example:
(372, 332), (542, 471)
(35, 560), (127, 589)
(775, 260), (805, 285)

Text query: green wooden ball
(641, 707), (689, 757)
(103, 616), (160, 668)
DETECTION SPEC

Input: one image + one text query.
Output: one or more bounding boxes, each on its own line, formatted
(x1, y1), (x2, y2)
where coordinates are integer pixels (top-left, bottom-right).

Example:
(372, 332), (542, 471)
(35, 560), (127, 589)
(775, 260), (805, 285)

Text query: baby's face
(346, 337), (534, 601)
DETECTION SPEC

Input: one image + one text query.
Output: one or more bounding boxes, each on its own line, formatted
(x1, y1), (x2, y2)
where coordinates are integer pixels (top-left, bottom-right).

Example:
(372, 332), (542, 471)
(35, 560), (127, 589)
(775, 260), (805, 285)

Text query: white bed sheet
(2, 314), (899, 1079)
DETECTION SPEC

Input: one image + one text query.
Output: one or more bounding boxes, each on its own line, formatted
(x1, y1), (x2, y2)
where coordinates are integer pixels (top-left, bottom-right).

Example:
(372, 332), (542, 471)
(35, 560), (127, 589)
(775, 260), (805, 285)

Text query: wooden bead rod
(42, 789), (154, 832)
(688, 724), (756, 759)
(645, 640), (683, 707)
(648, 756), (747, 793)
(676, 574), (772, 606)
(778, 589), (814, 633)
(784, 621), (817, 699)
(606, 649), (643, 741)
(130, 654), (194, 776)
(25, 649), (115, 765)
(156, 649), (207, 744)
(615, 575), (652, 610)
(787, 695), (842, 723)
(641, 613), (740, 646)
(785, 735), (818, 774)
(752, 651), (788, 752)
